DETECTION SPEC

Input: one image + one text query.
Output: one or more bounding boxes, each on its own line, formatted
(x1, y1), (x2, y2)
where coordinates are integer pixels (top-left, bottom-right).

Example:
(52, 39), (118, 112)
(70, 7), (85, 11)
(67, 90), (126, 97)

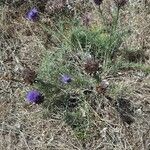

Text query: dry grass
(0, 0), (150, 150)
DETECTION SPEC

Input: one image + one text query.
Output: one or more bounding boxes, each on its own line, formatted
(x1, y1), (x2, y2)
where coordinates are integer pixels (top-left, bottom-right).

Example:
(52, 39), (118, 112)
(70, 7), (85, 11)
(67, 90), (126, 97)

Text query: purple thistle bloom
(26, 90), (43, 104)
(93, 0), (103, 5)
(61, 74), (72, 84)
(26, 8), (39, 21)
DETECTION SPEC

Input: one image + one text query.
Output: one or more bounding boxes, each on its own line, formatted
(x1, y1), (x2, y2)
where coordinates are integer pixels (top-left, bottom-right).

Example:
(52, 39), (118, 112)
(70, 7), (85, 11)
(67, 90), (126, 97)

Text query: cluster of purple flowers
(26, 74), (72, 104)
(25, 1), (102, 22)
(25, 0), (127, 22)
(25, 0), (126, 104)
(26, 0), (103, 22)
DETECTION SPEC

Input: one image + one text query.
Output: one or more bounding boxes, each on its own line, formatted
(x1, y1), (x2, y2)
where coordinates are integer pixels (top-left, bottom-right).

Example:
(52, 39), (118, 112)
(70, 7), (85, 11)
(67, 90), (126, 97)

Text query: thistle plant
(22, 0), (134, 142)
(1, 0), (149, 149)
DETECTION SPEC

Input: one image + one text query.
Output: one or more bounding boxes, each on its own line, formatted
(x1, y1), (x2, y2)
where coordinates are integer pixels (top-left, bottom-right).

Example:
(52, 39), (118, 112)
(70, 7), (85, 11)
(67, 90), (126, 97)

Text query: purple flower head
(93, 0), (103, 5)
(61, 74), (72, 84)
(26, 8), (39, 21)
(26, 90), (43, 104)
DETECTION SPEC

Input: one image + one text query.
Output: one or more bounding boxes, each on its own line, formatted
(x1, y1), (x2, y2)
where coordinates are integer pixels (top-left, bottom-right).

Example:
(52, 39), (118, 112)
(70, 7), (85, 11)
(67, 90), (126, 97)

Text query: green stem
(98, 6), (108, 29)
(108, 7), (120, 58)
